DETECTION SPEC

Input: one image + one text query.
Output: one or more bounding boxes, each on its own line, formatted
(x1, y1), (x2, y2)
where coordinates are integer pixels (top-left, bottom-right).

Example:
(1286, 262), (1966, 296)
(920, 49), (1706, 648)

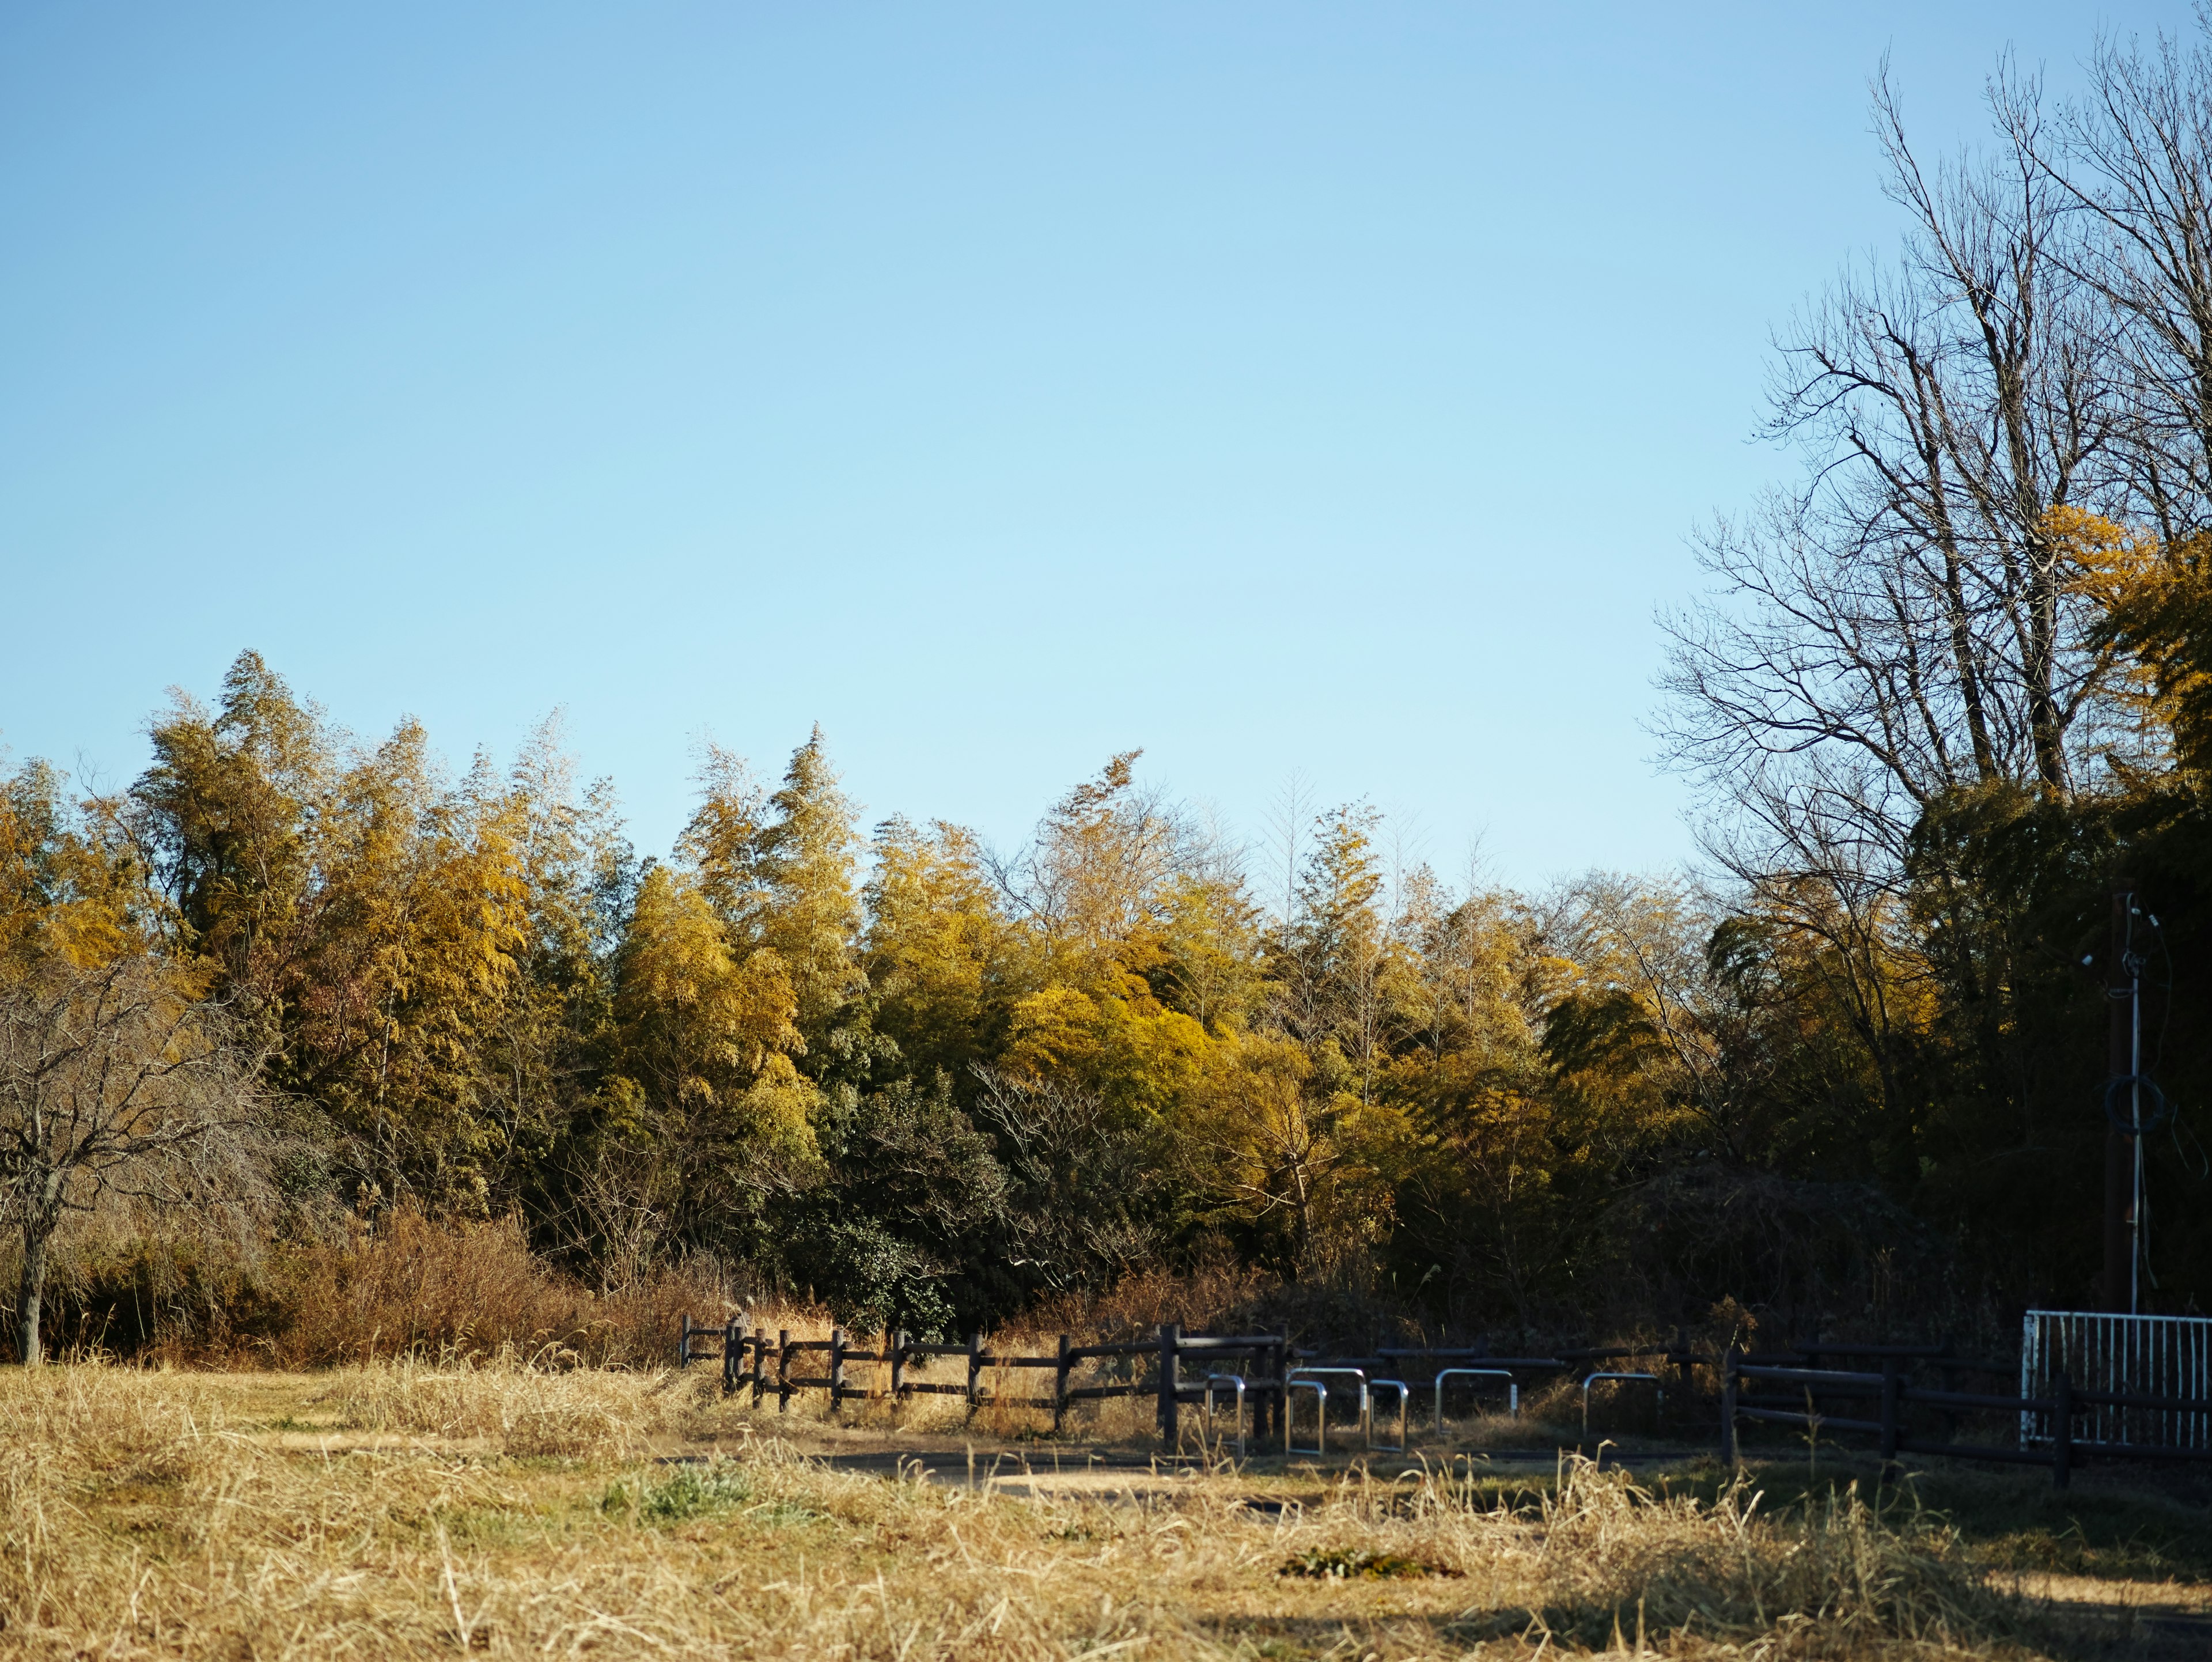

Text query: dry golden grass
(0, 1358), (2105, 1660)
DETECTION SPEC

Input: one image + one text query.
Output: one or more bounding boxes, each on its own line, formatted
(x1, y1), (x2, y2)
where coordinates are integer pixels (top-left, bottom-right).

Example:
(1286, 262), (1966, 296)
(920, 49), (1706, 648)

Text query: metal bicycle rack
(1581, 1371), (1662, 1437)
(1434, 1367), (1519, 1430)
(1286, 1378), (1329, 1455)
(1368, 1379), (1410, 1451)
(1289, 1366), (1370, 1447)
(1203, 1373), (1248, 1458)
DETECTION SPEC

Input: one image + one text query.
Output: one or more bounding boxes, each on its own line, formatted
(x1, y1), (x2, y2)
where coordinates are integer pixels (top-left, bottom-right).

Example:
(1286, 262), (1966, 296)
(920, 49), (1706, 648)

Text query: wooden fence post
(1054, 1333), (1071, 1433)
(891, 1329), (906, 1404)
(965, 1331), (983, 1418)
(2053, 1370), (2074, 1491)
(721, 1317), (738, 1395)
(751, 1325), (766, 1407)
(1877, 1357), (1900, 1476)
(679, 1313), (692, 1368)
(777, 1328), (792, 1414)
(830, 1327), (847, 1415)
(1158, 1323), (1181, 1450)
(1274, 1326), (1291, 1443)
(1719, 1346), (1738, 1467)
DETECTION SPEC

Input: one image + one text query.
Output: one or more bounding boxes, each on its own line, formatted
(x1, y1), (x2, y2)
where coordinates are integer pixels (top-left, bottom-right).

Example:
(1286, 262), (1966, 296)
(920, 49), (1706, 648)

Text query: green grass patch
(599, 1462), (753, 1524)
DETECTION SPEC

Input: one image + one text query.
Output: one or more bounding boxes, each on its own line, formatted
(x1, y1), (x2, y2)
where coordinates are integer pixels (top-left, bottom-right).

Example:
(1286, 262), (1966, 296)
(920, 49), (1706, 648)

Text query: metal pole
(2131, 910), (2145, 1315)
(2104, 881), (2135, 1312)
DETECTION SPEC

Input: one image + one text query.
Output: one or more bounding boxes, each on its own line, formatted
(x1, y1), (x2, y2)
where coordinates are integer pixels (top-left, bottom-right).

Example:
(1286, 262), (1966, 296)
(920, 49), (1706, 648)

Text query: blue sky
(1, 3), (2194, 892)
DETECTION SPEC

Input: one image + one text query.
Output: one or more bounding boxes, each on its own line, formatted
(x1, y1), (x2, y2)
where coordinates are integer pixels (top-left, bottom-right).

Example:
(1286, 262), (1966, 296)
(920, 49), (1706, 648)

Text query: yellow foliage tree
(611, 866), (817, 1173)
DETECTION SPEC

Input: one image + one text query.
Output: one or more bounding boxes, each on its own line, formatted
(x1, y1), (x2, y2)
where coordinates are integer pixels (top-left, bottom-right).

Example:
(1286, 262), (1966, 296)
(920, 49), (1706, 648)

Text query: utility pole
(2101, 880), (2137, 1312)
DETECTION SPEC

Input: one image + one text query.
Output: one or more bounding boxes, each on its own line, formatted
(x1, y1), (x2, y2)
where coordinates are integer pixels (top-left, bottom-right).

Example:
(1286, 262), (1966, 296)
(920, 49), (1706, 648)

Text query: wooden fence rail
(681, 1316), (2212, 1478)
(680, 1313), (1297, 1441)
(1717, 1347), (2212, 1489)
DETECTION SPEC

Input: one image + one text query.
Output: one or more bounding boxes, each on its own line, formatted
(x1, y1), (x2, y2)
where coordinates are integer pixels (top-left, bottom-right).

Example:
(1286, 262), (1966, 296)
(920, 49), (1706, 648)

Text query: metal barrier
(1203, 1373), (1248, 1459)
(1286, 1378), (1328, 1455)
(1369, 1379), (1410, 1451)
(1434, 1367), (1518, 1430)
(2022, 1310), (2212, 1450)
(1289, 1367), (1370, 1443)
(1582, 1371), (1662, 1438)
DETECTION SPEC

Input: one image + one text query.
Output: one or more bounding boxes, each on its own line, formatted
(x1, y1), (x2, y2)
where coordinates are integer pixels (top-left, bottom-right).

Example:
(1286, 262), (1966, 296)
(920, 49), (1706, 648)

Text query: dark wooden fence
(677, 1318), (2212, 1482)
(679, 1315), (1294, 1443)
(1718, 1343), (2212, 1490)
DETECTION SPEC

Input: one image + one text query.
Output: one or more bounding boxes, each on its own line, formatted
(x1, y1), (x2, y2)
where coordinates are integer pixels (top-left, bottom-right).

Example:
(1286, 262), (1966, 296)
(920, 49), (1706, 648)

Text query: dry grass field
(0, 1357), (2205, 1660)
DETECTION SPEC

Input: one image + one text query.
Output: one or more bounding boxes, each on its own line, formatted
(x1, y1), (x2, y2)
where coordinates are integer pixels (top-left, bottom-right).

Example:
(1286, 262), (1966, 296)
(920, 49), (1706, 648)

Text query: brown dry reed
(0, 1356), (2042, 1660)
(259, 1210), (723, 1369)
(7, 1209), (745, 1369)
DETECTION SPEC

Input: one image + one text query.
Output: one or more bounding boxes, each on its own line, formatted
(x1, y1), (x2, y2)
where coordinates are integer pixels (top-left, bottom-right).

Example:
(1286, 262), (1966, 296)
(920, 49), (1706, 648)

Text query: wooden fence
(679, 1315), (1294, 1443)
(1719, 1343), (2212, 1490)
(678, 1318), (2212, 1483)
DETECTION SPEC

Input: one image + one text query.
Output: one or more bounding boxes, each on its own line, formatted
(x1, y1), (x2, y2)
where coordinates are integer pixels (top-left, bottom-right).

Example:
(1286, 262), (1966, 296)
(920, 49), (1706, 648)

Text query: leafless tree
(2048, 22), (2212, 536)
(1660, 65), (2127, 888)
(971, 1068), (1160, 1289)
(0, 955), (264, 1364)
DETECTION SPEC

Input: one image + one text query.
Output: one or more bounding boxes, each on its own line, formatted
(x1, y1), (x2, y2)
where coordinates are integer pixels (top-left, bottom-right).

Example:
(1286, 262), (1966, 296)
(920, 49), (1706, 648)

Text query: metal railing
(2022, 1311), (2212, 1450)
(1288, 1367), (1370, 1443)
(1202, 1373), (1247, 1458)
(1433, 1366), (1518, 1429)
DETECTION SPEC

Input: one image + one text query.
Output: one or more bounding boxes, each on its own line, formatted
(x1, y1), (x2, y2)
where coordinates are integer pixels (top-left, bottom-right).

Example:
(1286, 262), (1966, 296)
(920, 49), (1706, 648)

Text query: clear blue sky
(1, 3), (2192, 891)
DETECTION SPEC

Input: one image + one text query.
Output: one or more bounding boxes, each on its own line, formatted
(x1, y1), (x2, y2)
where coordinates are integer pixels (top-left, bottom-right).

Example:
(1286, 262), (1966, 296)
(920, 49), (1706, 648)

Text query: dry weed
(310, 1348), (721, 1457)
(0, 1361), (2047, 1660)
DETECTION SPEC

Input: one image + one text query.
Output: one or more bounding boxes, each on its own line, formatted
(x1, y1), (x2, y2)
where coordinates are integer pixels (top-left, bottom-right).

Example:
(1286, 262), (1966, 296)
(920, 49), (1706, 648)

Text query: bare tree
(2050, 23), (2212, 535)
(0, 956), (263, 1364)
(971, 1067), (1160, 1290)
(1660, 65), (2125, 880)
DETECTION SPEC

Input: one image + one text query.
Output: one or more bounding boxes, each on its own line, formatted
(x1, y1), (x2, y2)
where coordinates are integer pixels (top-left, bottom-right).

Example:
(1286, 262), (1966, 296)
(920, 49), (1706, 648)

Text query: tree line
(15, 21), (2212, 1362)
(3, 656), (1940, 1358)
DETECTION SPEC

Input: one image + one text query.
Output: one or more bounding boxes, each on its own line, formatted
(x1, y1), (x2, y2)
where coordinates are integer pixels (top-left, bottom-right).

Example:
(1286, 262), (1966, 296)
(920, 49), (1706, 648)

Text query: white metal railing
(1368, 1379), (1409, 1452)
(1288, 1366), (1370, 1443)
(1285, 1378), (1328, 1455)
(1202, 1373), (1247, 1458)
(2021, 1309), (2212, 1449)
(1434, 1367), (1518, 1430)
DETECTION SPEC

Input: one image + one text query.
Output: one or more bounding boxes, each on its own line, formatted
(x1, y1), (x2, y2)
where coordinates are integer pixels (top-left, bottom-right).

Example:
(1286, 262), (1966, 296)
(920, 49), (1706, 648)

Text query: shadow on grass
(1655, 1453), (2212, 1584)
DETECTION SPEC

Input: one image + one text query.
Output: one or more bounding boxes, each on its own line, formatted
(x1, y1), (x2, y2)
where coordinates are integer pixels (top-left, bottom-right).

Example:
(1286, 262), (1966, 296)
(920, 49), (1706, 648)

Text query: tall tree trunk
(16, 1222), (49, 1367)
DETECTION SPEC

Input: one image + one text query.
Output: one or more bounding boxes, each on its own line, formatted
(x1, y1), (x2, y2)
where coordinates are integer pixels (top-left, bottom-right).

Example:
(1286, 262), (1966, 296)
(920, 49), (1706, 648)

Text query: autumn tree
(862, 816), (1018, 1087)
(603, 866), (817, 1256)
(131, 651), (330, 1025)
